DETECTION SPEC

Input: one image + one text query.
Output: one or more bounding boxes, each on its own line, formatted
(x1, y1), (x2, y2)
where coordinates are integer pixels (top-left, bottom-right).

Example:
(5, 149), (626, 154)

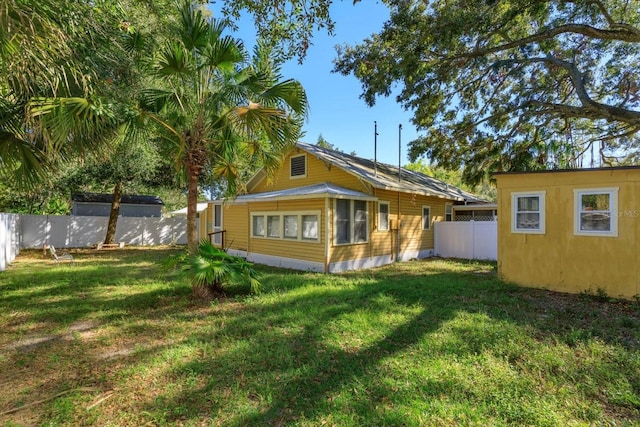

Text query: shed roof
(71, 192), (164, 206)
(492, 165), (640, 176)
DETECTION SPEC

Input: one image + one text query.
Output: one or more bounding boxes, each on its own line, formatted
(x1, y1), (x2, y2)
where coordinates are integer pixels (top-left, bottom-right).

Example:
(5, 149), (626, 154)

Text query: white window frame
(573, 187), (618, 237)
(422, 205), (431, 230)
(511, 191), (546, 234)
(267, 215), (281, 238)
(378, 201), (390, 231)
(250, 210), (321, 242)
(283, 214), (298, 240)
(334, 199), (369, 245)
(290, 154), (307, 179)
(252, 215), (265, 237)
(445, 203), (453, 222)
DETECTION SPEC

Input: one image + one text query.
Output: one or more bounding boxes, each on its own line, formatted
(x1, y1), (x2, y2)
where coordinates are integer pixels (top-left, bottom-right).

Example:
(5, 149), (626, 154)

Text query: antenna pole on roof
(398, 124), (402, 183)
(374, 121), (379, 177)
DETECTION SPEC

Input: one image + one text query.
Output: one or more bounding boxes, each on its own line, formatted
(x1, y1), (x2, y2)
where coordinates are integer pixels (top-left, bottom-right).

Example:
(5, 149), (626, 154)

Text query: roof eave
(368, 182), (467, 202)
(236, 192), (378, 203)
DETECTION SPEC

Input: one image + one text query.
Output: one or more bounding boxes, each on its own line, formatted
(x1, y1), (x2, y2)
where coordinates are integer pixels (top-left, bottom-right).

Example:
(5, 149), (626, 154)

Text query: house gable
(251, 147), (369, 195)
(247, 143), (484, 203)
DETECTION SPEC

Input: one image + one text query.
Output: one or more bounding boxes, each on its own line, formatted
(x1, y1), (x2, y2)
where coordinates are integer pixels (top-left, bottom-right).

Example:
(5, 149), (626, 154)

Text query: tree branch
(453, 23), (640, 60)
(512, 56), (640, 125)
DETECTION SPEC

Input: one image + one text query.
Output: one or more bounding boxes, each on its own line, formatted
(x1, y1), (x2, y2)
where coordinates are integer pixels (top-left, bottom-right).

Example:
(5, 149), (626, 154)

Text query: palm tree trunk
(104, 180), (123, 244)
(186, 168), (199, 253)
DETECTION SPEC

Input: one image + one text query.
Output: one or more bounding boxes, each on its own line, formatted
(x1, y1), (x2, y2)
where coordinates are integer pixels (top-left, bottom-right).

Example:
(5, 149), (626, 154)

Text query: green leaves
(142, 1), (308, 250)
(156, 42), (193, 77)
(335, 0), (640, 184)
(163, 239), (262, 294)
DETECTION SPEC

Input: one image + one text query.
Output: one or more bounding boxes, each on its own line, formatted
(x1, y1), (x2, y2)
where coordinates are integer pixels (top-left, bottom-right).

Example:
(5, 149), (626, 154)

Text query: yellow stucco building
(201, 142), (484, 272)
(495, 167), (640, 299)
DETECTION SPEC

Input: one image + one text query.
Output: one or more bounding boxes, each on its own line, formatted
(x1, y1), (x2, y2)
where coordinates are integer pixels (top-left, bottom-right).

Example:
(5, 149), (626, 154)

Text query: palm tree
(0, 0), (136, 186)
(164, 239), (261, 298)
(142, 1), (308, 252)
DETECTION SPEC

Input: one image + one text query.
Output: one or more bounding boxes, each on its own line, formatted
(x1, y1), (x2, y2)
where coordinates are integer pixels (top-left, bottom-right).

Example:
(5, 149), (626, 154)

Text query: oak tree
(334, 0), (640, 183)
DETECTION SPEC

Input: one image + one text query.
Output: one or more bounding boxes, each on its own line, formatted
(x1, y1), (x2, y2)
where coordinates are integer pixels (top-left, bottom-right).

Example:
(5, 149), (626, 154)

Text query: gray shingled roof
(71, 192), (164, 205)
(235, 182), (377, 203)
(297, 142), (484, 202)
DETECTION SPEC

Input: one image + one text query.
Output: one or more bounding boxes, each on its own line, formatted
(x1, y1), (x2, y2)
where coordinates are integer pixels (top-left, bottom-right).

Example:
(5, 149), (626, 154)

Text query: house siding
(253, 149), (369, 194)
(328, 192), (446, 267)
(496, 169), (640, 299)
(223, 203), (249, 252)
(234, 198), (327, 266)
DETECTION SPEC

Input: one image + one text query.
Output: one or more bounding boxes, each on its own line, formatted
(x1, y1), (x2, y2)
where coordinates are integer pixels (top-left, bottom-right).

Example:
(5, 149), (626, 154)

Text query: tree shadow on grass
(134, 268), (501, 424)
(1, 254), (638, 425)
(135, 261), (639, 425)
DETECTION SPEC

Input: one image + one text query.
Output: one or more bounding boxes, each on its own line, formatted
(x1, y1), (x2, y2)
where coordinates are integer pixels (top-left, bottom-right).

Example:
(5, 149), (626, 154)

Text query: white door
(213, 204), (223, 246)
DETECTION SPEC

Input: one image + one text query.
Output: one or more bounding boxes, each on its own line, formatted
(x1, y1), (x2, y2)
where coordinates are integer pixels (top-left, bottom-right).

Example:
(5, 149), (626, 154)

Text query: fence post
(0, 215), (6, 271)
(471, 220), (475, 260)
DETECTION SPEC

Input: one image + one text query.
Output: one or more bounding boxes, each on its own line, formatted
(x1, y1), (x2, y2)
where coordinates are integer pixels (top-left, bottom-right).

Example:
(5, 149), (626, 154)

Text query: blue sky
(208, 1), (421, 167)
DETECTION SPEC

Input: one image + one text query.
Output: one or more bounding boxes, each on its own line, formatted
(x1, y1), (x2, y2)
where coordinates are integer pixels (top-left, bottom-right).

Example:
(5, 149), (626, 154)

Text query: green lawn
(0, 248), (638, 426)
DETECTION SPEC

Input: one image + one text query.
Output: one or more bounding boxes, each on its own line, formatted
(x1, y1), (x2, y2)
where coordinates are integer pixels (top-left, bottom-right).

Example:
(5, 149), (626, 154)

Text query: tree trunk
(104, 180), (123, 245)
(186, 168), (199, 253)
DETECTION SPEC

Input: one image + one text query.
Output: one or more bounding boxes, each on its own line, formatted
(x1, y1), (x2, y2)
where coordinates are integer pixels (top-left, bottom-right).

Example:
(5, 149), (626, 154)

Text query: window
(252, 215), (265, 237)
(290, 154), (306, 178)
(422, 206), (431, 230)
(445, 203), (452, 221)
(284, 215), (298, 239)
(267, 215), (280, 238)
(354, 201), (367, 242)
(250, 211), (320, 242)
(302, 215), (318, 240)
(335, 199), (351, 244)
(512, 191), (545, 234)
(574, 188), (618, 237)
(378, 201), (389, 231)
(334, 199), (368, 244)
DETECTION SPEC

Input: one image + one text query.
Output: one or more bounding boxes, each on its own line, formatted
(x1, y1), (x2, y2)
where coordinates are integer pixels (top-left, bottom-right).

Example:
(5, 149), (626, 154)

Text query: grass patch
(0, 249), (638, 426)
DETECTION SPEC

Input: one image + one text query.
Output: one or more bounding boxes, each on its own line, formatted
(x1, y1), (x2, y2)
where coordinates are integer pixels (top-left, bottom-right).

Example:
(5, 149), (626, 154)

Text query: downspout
(246, 204), (251, 260)
(369, 195), (374, 262)
(397, 191), (401, 262)
(325, 197), (330, 273)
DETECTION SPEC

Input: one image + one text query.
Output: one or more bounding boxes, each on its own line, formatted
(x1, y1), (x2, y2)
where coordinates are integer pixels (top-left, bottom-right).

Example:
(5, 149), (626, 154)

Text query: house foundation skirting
(228, 249), (324, 272)
(398, 248), (434, 262)
(329, 248), (434, 273)
(228, 248), (434, 273)
(329, 254), (393, 273)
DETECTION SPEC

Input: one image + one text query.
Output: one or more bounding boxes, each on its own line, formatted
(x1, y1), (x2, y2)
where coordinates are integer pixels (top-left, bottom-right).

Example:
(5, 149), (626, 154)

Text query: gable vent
(290, 155), (306, 178)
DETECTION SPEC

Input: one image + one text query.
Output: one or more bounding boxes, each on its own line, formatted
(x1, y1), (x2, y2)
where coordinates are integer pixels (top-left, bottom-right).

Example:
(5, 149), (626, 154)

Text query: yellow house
(203, 142), (484, 272)
(495, 167), (640, 299)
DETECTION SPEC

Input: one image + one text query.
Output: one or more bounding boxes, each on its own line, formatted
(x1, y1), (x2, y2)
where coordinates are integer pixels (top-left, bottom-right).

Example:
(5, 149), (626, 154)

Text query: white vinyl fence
(0, 213), (20, 272)
(434, 221), (497, 261)
(19, 214), (187, 249)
